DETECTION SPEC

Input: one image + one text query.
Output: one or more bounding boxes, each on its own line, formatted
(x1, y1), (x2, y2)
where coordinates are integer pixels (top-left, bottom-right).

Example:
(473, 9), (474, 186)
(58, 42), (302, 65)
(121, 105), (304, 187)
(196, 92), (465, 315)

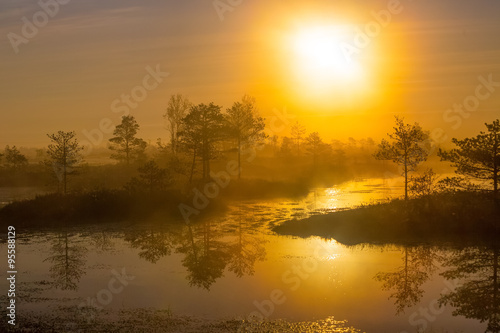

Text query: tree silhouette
(3, 145), (28, 170)
(269, 135), (280, 156)
(46, 131), (84, 194)
(305, 132), (327, 168)
(279, 136), (294, 158)
(179, 103), (224, 182)
(44, 231), (87, 290)
(109, 115), (147, 165)
(225, 95), (266, 179)
(164, 94), (191, 155)
(375, 116), (430, 200)
(291, 121), (306, 156)
(375, 245), (436, 314)
(439, 245), (500, 333)
(409, 168), (438, 198)
(439, 119), (500, 199)
(126, 160), (170, 194)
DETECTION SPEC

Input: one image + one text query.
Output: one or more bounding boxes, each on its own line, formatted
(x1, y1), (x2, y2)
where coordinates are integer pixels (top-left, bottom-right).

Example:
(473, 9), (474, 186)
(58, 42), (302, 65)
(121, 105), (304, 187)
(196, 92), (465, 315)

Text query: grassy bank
(0, 189), (186, 227)
(273, 191), (500, 245)
(0, 179), (309, 228)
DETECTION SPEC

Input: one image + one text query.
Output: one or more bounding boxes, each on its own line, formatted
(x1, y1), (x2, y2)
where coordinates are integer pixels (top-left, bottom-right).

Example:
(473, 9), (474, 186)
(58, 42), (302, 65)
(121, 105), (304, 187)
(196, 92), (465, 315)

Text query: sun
(291, 25), (364, 89)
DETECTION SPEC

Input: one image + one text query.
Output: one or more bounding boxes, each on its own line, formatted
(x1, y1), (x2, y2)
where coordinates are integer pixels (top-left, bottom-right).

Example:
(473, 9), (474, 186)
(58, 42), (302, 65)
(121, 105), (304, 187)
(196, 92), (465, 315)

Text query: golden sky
(1, 0), (500, 148)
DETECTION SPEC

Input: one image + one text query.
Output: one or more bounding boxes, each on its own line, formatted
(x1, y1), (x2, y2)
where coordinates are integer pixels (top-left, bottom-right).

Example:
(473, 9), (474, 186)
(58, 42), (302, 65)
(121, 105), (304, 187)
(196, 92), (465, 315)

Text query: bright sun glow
(292, 25), (364, 89)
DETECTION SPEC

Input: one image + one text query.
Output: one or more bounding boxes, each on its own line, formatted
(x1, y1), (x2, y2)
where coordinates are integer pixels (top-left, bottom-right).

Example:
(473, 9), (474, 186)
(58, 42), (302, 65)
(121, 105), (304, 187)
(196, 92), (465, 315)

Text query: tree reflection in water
(178, 221), (230, 290)
(439, 245), (500, 333)
(226, 220), (266, 277)
(90, 230), (116, 253)
(44, 230), (87, 290)
(123, 211), (267, 290)
(375, 245), (437, 314)
(125, 227), (178, 264)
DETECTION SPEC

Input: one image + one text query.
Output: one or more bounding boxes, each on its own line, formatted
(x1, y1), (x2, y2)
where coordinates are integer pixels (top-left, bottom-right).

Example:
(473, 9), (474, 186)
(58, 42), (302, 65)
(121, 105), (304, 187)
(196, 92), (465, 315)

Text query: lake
(0, 178), (494, 332)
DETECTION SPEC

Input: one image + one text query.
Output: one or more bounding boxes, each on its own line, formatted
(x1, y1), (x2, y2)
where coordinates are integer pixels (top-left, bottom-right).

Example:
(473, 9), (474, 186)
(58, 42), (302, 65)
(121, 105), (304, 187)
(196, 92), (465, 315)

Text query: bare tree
(375, 116), (430, 200)
(164, 94), (191, 155)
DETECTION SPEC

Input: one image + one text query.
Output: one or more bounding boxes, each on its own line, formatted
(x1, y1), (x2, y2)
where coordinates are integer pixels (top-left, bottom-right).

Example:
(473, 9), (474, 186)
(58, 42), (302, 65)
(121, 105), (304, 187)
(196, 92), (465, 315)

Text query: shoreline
(273, 191), (500, 246)
(0, 179), (310, 228)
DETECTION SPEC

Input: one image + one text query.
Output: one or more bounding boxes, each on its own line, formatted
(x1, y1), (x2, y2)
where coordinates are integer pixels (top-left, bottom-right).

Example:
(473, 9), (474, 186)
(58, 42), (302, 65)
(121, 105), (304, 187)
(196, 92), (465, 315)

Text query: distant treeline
(0, 93), (394, 192)
(0, 94), (498, 205)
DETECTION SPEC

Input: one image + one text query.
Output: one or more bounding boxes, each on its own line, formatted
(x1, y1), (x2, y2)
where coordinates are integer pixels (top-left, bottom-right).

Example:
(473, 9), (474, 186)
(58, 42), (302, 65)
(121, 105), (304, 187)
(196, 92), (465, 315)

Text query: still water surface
(0, 179), (495, 332)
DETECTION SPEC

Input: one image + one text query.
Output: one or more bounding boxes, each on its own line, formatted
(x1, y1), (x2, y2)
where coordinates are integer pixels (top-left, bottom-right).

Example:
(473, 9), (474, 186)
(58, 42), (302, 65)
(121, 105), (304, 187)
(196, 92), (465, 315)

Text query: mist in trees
(46, 131), (84, 194)
(109, 115), (147, 165)
(225, 95), (266, 179)
(305, 132), (327, 168)
(163, 94), (191, 155)
(126, 161), (171, 194)
(291, 121), (306, 156)
(3, 146), (28, 170)
(1, 94), (405, 193)
(179, 103), (225, 182)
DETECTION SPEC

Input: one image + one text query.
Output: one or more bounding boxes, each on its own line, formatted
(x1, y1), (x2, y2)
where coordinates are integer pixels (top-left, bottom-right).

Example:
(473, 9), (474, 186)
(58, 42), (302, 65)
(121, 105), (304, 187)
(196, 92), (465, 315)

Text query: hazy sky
(1, 0), (499, 149)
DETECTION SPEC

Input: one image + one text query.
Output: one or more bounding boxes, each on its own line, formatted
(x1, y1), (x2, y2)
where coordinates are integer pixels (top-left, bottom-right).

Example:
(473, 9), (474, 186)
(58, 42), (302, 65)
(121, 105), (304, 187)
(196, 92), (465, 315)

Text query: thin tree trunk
(237, 136), (241, 180)
(171, 124), (176, 155)
(494, 139), (498, 200)
(494, 168), (498, 200)
(404, 155), (408, 201)
(63, 165), (67, 195)
(64, 232), (69, 286)
(202, 142), (207, 182)
(189, 148), (196, 184)
(492, 248), (498, 327)
(126, 140), (130, 166)
(63, 141), (67, 195)
(206, 157), (211, 182)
